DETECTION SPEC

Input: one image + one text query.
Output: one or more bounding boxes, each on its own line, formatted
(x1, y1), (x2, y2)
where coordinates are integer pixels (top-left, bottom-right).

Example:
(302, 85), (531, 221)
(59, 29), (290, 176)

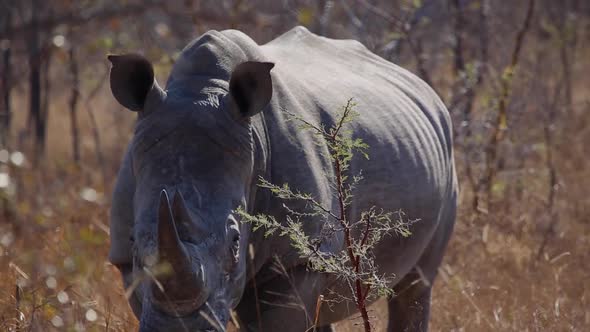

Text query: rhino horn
(154, 189), (206, 304)
(171, 190), (192, 226)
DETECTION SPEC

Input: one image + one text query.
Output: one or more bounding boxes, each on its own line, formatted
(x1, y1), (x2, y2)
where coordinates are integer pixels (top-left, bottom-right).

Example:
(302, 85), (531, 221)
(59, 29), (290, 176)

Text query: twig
(249, 244), (263, 332)
(15, 284), (21, 332)
(311, 295), (324, 332)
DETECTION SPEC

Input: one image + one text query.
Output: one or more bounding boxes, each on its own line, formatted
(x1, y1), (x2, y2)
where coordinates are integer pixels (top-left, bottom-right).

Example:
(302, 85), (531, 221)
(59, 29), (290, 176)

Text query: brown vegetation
(0, 0), (588, 331)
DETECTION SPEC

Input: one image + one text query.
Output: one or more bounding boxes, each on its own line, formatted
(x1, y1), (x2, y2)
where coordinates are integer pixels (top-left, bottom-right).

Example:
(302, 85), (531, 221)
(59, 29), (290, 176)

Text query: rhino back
(253, 26), (457, 276)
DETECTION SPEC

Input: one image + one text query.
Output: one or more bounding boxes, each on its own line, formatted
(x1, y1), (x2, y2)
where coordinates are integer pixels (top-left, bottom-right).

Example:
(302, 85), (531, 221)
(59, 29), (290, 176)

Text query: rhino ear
(226, 61), (274, 118)
(108, 54), (163, 112)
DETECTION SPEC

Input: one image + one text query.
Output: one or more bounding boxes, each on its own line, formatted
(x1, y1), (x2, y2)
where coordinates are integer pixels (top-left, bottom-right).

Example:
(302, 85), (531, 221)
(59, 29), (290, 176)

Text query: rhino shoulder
(265, 26), (369, 54)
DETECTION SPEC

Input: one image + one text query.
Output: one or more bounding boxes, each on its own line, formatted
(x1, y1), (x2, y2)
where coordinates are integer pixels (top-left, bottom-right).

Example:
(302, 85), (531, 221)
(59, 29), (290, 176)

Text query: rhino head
(108, 54), (274, 331)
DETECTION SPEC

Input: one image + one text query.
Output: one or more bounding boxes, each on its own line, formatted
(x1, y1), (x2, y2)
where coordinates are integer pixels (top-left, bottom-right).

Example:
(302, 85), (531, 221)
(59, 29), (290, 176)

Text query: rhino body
(108, 26), (457, 331)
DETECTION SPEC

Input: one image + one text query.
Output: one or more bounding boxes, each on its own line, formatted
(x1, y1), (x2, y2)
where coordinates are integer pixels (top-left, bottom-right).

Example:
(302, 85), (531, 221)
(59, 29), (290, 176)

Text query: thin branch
(311, 295), (324, 332)
(330, 98), (355, 140)
(0, 1), (166, 39)
(484, 0), (536, 204)
(449, 0), (489, 211)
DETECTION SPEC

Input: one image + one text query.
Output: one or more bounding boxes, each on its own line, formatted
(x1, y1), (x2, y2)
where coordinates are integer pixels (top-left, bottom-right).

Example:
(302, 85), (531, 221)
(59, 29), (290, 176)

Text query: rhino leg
(387, 203), (455, 331)
(236, 266), (329, 332)
(387, 270), (432, 332)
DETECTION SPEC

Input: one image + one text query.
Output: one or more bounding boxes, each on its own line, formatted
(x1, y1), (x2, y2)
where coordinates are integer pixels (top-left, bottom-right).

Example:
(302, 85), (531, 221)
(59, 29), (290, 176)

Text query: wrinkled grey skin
(108, 26), (458, 332)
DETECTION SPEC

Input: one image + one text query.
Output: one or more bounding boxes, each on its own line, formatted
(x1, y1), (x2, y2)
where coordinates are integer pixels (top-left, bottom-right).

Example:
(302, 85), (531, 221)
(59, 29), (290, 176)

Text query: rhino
(108, 26), (458, 332)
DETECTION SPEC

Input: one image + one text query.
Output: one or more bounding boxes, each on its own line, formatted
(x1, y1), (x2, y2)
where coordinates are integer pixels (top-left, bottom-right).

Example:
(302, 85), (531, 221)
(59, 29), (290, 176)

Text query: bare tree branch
(484, 0), (536, 204)
(0, 1), (166, 39)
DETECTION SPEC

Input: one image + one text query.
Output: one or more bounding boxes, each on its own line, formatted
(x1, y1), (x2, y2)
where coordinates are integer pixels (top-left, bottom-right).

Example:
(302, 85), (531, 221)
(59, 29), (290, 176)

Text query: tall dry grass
(2, 65), (588, 332)
(1, 1), (589, 331)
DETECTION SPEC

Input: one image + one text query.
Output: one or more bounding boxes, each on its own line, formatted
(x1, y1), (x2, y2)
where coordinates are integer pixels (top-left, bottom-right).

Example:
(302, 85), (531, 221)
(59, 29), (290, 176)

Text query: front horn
(153, 189), (207, 306)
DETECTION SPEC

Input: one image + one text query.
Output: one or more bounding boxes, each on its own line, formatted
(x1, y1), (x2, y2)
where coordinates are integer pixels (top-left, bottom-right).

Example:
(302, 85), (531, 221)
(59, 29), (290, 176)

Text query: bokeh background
(0, 0), (589, 331)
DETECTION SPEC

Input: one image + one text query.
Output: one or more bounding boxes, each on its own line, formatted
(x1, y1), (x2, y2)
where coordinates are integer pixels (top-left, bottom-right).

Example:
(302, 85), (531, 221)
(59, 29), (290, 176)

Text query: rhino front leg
(244, 309), (334, 332)
(236, 266), (330, 332)
(387, 271), (432, 332)
(387, 196), (456, 332)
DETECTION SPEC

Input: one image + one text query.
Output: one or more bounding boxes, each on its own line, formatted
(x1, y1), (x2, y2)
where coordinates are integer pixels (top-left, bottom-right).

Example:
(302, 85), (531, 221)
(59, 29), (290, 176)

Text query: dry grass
(2, 9), (590, 331)
(1, 79), (588, 332)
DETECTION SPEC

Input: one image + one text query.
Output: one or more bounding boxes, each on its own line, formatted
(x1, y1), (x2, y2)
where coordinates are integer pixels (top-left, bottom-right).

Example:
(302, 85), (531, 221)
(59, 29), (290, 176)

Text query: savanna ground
(0, 1), (589, 331)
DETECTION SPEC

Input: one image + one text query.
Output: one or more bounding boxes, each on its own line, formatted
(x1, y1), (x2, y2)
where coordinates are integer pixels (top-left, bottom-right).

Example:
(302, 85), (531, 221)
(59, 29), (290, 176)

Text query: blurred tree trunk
(27, 0), (53, 165)
(85, 69), (109, 187)
(558, 0), (579, 115)
(0, 9), (12, 149)
(450, 0), (465, 78)
(315, 0), (334, 36)
(41, 43), (52, 153)
(28, 0), (43, 164)
(449, 0), (489, 212)
(484, 0), (535, 206)
(68, 46), (80, 164)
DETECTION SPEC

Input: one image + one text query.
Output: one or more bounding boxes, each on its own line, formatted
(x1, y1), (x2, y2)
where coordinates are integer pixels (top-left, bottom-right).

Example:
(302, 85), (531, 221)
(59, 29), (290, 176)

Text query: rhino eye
(230, 234), (240, 261)
(226, 214), (241, 264)
(232, 234), (240, 250)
